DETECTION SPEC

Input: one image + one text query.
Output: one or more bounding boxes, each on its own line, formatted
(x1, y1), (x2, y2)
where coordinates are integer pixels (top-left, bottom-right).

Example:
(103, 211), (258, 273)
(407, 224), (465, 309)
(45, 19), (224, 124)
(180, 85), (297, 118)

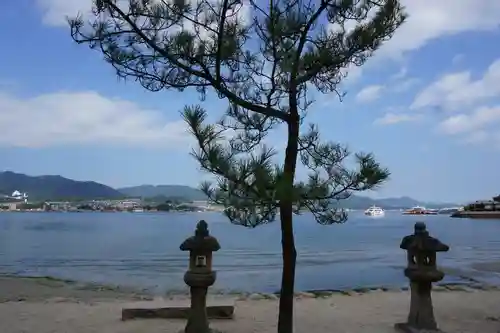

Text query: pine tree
(69, 1), (406, 332)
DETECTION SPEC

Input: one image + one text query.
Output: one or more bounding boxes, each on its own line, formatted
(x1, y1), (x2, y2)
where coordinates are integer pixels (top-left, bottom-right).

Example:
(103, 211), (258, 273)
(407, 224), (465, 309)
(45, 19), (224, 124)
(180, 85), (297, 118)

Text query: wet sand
(1, 276), (500, 333)
(0, 276), (152, 303)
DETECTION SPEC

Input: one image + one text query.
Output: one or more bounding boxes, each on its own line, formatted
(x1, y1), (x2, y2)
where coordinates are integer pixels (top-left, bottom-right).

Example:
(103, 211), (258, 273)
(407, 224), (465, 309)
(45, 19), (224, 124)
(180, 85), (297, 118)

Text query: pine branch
(71, 0), (404, 226)
(295, 124), (390, 224)
(182, 105), (281, 227)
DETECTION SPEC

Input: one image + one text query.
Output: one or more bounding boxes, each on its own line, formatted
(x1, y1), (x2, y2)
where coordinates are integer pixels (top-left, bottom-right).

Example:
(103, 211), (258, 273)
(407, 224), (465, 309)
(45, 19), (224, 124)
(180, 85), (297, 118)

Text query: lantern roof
(180, 220), (220, 252)
(400, 222), (449, 253)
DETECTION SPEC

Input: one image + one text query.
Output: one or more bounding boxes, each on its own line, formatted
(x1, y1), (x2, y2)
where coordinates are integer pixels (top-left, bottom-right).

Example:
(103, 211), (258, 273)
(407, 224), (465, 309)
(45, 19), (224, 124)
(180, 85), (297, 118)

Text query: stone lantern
(395, 222), (450, 333)
(180, 220), (221, 333)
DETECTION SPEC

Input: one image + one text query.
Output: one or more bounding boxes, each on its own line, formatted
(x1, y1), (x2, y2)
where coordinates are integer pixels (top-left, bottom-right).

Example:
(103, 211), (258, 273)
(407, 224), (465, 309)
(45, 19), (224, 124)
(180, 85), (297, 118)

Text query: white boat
(437, 207), (460, 215)
(402, 206), (437, 215)
(364, 206), (385, 217)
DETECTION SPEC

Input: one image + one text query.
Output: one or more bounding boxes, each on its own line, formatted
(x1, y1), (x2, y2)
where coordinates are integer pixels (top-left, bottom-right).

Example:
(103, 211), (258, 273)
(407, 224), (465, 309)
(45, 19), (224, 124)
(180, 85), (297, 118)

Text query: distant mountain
(0, 171), (123, 201)
(342, 195), (456, 210)
(118, 184), (456, 209)
(118, 185), (208, 201)
(374, 196), (421, 208)
(0, 170), (458, 207)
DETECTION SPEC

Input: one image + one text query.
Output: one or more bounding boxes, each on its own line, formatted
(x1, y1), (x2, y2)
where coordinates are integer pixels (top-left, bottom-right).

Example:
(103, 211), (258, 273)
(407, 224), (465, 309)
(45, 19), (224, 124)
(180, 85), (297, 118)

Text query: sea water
(1, 211), (500, 294)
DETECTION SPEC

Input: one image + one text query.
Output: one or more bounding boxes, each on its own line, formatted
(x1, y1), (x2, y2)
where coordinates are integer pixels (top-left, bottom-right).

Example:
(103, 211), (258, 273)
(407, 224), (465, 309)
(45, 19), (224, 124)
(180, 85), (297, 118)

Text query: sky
(1, 0), (500, 204)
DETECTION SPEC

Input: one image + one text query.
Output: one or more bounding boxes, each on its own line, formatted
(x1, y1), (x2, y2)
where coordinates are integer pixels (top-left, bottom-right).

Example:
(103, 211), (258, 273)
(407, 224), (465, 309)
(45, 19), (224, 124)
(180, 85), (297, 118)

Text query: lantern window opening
(196, 255), (207, 267)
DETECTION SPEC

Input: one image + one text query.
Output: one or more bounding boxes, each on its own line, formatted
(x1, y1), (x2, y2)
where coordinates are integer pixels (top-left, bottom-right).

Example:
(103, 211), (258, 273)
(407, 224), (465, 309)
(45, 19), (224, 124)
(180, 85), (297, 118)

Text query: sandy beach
(1, 276), (499, 333)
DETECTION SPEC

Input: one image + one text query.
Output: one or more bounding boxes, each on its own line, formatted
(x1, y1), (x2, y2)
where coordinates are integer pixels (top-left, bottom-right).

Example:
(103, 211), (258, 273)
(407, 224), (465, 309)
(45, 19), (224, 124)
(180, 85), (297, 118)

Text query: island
(451, 195), (500, 219)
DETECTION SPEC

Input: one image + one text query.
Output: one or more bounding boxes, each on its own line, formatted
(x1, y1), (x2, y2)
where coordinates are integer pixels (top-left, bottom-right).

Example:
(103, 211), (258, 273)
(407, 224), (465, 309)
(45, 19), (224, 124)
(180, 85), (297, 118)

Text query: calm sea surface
(1, 211), (500, 294)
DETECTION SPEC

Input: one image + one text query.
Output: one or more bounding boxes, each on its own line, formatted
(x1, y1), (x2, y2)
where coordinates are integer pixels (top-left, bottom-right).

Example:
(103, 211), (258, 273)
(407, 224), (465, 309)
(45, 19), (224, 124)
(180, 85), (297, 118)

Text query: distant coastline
(0, 207), (436, 214)
(0, 200), (226, 213)
(1, 171), (459, 211)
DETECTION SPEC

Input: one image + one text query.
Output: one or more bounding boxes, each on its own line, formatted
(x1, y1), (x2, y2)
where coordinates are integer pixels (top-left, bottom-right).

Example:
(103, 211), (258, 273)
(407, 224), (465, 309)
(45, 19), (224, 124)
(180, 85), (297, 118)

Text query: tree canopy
(70, 0), (403, 227)
(69, 1), (406, 332)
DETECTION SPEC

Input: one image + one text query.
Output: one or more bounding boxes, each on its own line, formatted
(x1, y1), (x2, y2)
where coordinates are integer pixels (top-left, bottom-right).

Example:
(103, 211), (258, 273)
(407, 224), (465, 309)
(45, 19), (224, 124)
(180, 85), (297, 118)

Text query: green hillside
(0, 171), (457, 208)
(118, 185), (208, 201)
(0, 171), (123, 201)
(118, 184), (456, 209)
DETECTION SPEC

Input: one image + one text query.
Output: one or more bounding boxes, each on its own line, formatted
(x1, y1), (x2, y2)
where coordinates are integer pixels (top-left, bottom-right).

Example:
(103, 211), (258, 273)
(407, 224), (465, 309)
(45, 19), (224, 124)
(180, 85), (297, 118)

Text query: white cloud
(378, 0), (500, 59)
(392, 78), (420, 93)
(457, 131), (500, 148)
(330, 0), (500, 81)
(421, 59), (500, 146)
(37, 0), (89, 26)
(39, 0), (500, 88)
(411, 58), (500, 111)
(355, 85), (384, 103)
(437, 105), (500, 135)
(0, 91), (190, 148)
(37, 0), (250, 29)
(460, 130), (490, 144)
(322, 0), (500, 83)
(374, 113), (421, 125)
(41, 0), (500, 56)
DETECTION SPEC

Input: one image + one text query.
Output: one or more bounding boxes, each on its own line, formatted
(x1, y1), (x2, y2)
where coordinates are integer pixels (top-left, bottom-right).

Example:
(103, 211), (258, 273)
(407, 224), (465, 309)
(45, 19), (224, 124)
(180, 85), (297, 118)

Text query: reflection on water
(1, 211), (500, 293)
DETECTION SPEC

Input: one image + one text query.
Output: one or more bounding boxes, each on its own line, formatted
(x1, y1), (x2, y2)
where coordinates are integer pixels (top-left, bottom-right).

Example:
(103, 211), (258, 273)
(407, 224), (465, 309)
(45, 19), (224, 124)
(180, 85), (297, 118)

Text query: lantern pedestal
(394, 280), (444, 333)
(180, 221), (221, 333)
(184, 271), (216, 333)
(395, 222), (449, 333)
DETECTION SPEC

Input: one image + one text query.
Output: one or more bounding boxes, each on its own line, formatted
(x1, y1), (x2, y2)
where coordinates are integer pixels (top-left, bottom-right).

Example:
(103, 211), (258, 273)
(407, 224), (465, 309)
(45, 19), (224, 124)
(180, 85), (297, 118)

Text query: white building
(11, 190), (28, 203)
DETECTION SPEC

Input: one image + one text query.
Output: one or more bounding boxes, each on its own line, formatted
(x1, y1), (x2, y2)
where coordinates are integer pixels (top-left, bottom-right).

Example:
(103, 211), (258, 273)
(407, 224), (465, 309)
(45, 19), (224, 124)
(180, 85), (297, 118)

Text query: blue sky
(1, 0), (500, 203)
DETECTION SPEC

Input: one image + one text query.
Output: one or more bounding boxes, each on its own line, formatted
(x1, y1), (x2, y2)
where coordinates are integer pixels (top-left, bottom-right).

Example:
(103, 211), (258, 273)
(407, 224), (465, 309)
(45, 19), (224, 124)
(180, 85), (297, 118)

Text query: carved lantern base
(184, 270), (216, 288)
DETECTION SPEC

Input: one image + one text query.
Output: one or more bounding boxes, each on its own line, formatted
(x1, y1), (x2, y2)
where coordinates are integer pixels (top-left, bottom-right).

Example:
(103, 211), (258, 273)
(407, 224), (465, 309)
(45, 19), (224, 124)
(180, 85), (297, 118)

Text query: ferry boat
(402, 206), (437, 215)
(437, 207), (460, 215)
(364, 206), (385, 217)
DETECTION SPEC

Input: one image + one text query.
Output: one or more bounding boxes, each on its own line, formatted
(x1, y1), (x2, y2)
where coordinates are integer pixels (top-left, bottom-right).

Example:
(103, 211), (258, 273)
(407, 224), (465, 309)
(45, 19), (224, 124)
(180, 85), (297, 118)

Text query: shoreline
(2, 273), (499, 303)
(0, 275), (154, 303)
(2, 276), (500, 333)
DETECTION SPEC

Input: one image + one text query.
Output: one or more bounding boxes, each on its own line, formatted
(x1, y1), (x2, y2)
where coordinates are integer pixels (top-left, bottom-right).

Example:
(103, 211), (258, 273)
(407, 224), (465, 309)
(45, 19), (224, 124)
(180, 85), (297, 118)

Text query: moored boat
(364, 206), (385, 217)
(402, 206), (437, 215)
(438, 207), (460, 215)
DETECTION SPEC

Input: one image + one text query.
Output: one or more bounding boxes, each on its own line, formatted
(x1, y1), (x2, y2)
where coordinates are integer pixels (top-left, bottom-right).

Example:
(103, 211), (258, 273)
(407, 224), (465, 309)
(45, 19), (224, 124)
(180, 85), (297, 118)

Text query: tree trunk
(278, 205), (297, 333)
(277, 112), (299, 333)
